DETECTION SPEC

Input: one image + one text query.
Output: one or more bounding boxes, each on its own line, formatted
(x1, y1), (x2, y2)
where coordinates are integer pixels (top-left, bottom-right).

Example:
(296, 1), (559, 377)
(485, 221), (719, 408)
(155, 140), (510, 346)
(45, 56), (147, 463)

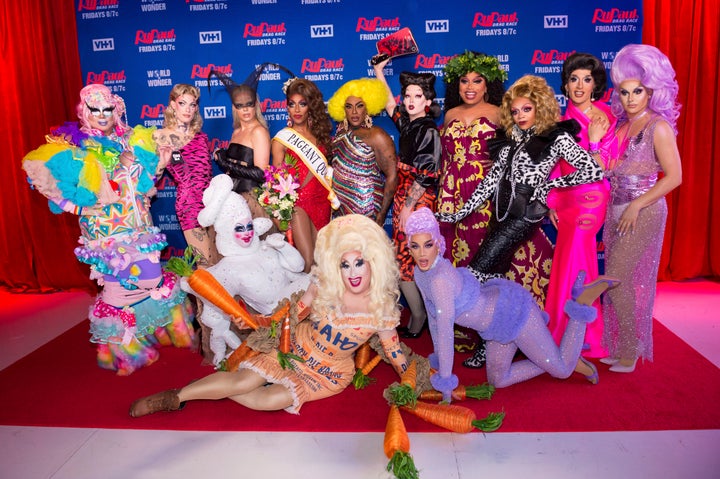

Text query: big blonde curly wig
(327, 78), (387, 122)
(311, 214), (400, 325)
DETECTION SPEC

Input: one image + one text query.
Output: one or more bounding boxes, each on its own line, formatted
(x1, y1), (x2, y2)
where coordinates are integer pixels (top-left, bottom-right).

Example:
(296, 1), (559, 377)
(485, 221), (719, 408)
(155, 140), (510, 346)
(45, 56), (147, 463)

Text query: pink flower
(272, 173), (299, 198)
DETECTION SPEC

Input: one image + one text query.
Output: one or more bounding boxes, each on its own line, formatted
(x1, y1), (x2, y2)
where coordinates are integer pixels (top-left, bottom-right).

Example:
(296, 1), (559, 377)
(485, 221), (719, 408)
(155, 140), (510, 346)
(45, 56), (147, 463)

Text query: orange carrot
(387, 359), (418, 406)
(384, 405), (419, 479)
(361, 353), (383, 376)
(400, 400), (504, 433)
(352, 353), (382, 389)
(278, 310), (292, 354)
(354, 342), (372, 370)
(419, 382), (495, 402)
(224, 343), (260, 372)
(275, 303), (305, 370)
(167, 251), (260, 330)
(187, 270), (262, 330)
(400, 360), (417, 389)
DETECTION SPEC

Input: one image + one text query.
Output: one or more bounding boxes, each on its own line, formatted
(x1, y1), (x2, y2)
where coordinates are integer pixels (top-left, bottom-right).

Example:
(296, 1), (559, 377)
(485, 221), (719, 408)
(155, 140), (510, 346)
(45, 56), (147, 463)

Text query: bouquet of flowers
(256, 162), (300, 231)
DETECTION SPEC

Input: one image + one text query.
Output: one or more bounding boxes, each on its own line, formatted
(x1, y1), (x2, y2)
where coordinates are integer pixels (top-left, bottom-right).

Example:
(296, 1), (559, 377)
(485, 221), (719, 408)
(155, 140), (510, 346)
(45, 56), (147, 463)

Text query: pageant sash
(274, 127), (340, 210)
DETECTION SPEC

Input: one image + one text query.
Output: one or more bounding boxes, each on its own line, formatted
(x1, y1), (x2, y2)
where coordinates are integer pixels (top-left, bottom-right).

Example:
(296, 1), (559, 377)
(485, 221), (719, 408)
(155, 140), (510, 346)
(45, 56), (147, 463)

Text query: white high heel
(599, 357), (619, 365)
(609, 359), (637, 373)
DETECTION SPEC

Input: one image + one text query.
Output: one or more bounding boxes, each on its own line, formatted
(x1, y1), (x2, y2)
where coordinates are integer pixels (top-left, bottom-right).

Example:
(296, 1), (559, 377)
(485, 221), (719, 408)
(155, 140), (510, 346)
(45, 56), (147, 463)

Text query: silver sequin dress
(603, 115), (667, 362)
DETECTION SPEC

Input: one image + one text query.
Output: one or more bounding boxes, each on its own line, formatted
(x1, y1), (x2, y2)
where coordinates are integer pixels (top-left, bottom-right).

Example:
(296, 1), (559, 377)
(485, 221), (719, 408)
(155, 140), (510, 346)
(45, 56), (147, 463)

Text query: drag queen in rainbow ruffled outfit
(22, 84), (195, 375)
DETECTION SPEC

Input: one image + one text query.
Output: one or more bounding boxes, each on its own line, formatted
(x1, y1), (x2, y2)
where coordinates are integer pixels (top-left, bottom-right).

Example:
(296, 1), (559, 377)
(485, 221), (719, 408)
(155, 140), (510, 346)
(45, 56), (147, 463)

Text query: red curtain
(643, 0), (720, 280)
(0, 0), (94, 292)
(0, 1), (717, 293)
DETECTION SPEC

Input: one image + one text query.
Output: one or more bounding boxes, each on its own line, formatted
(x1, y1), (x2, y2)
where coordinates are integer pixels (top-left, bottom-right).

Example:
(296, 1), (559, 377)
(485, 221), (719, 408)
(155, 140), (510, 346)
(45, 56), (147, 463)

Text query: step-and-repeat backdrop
(75, 0), (642, 266)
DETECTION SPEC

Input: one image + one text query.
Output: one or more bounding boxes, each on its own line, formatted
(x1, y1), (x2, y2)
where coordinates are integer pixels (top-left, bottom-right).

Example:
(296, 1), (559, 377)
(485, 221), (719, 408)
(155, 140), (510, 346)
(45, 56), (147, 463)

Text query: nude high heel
(609, 358), (637, 373)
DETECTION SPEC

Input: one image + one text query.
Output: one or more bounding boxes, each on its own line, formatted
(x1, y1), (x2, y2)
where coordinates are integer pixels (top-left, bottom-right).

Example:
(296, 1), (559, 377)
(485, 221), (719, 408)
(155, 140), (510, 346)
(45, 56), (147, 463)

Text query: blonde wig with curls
(499, 75), (560, 136)
(327, 78), (387, 122)
(163, 83), (204, 136)
(311, 214), (401, 326)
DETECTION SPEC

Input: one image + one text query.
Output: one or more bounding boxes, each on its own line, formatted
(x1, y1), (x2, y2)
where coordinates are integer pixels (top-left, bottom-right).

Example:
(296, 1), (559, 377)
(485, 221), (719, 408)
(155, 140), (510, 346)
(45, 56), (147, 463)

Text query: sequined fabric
(603, 116), (666, 362)
(415, 256), (592, 393)
(331, 130), (384, 217)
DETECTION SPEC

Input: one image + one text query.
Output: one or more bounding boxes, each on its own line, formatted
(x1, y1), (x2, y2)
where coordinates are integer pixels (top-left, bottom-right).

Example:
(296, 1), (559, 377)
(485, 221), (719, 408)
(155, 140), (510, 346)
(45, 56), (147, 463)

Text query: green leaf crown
(443, 51), (508, 84)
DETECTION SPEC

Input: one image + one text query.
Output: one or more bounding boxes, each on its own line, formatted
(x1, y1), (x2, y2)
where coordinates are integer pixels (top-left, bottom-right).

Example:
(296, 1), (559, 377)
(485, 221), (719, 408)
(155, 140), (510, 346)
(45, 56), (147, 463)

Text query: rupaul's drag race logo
(592, 8), (639, 32)
(78, 0), (119, 19)
(356, 16), (401, 40)
(531, 49), (576, 74)
(472, 11), (519, 36)
(244, 22), (287, 46)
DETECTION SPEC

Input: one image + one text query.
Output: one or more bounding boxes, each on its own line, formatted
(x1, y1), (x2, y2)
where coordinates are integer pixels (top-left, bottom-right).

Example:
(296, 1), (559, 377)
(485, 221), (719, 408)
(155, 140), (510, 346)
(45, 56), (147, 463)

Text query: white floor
(1, 280), (719, 479)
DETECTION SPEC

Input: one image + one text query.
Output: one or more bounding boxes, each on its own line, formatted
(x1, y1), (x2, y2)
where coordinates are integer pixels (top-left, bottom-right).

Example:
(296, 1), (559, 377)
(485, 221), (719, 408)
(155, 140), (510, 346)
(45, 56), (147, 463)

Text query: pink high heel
(571, 271), (621, 306)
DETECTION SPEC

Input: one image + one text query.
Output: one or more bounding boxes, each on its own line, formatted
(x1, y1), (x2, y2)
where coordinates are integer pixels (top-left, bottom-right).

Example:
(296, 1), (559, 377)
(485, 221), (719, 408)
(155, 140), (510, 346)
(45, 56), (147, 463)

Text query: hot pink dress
(545, 101), (616, 357)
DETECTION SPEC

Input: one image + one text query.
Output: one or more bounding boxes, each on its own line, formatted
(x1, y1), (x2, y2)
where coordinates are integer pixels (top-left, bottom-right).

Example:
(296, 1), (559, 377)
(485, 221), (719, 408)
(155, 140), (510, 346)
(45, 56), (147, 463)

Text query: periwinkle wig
(610, 44), (680, 133)
(405, 207), (446, 257)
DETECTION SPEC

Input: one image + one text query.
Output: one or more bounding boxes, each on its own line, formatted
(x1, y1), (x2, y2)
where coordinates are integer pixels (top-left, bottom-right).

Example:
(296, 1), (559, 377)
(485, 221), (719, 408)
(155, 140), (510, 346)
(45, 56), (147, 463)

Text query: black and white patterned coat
(437, 121), (603, 224)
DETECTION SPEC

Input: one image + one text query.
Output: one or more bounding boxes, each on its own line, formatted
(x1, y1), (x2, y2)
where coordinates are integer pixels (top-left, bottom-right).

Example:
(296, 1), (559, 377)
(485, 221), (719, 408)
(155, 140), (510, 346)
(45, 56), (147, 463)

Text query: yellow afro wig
(327, 78), (387, 122)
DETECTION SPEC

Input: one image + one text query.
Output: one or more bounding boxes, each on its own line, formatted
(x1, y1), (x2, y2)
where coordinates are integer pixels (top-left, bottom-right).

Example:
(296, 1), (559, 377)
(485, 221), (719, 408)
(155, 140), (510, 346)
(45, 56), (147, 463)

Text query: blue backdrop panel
(75, 0), (642, 264)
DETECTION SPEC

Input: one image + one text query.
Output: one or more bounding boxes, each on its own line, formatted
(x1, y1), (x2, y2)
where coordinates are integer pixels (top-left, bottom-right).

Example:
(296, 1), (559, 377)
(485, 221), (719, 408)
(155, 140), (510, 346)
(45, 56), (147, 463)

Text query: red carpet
(0, 319), (718, 433)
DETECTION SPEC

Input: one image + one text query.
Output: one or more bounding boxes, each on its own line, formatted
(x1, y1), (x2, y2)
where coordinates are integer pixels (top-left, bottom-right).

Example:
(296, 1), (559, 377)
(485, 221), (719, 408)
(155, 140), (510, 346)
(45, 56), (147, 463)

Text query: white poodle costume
(183, 174), (310, 365)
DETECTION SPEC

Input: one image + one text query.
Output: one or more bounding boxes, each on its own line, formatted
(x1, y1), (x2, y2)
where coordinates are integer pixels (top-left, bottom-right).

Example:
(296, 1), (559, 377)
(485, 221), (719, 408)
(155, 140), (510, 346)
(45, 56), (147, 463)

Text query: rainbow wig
(327, 78), (387, 122)
(610, 44), (680, 133)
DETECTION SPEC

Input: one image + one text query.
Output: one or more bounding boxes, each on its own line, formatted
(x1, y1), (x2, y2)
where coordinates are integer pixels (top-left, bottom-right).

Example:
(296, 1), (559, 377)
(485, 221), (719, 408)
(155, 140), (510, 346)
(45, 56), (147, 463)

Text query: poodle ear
(253, 217), (273, 236)
(197, 174), (234, 227)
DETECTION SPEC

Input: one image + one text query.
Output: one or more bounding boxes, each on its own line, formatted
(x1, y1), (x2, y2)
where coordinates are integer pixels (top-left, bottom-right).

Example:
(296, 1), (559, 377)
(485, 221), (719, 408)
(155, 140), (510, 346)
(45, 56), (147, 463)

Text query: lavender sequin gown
(603, 115), (667, 362)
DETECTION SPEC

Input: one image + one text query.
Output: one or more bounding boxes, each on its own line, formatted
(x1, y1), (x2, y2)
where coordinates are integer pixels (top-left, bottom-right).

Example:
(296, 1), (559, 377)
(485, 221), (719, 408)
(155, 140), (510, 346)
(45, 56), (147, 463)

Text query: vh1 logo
(310, 24), (333, 38)
(544, 15), (568, 28)
(425, 19), (449, 33)
(199, 31), (222, 44)
(203, 106), (226, 119)
(92, 38), (115, 51)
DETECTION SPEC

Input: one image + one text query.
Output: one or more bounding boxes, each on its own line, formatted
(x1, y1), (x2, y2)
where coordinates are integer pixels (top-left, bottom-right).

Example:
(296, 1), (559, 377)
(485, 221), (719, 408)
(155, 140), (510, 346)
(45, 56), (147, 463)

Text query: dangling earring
(363, 115), (373, 128)
(287, 118), (294, 127)
(308, 117), (313, 128)
(483, 92), (489, 102)
(342, 119), (349, 131)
